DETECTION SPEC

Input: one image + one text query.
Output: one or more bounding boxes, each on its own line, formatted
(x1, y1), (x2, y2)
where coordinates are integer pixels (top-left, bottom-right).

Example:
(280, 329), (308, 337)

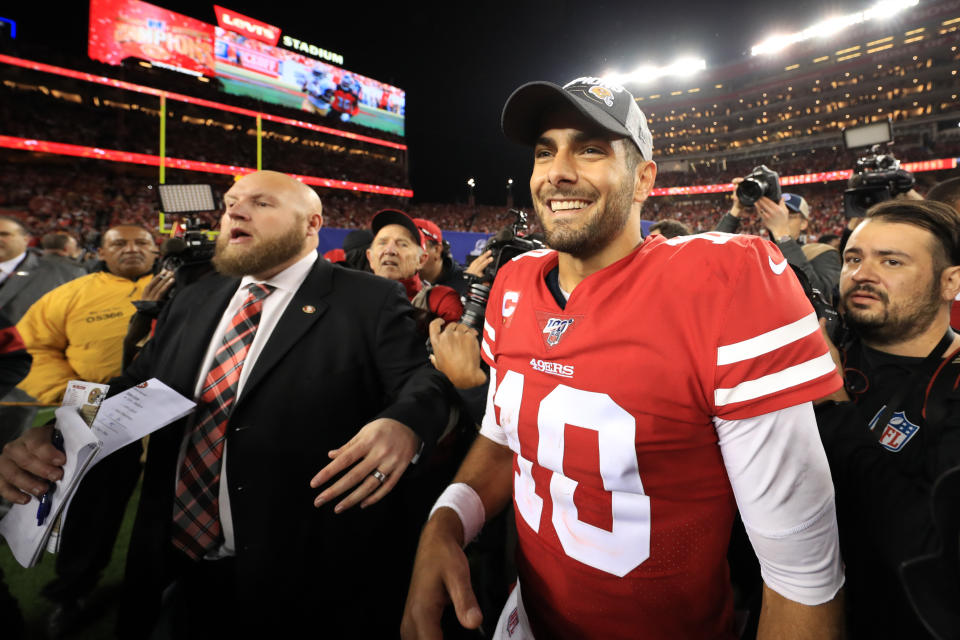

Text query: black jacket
(815, 338), (960, 639)
(111, 258), (453, 638)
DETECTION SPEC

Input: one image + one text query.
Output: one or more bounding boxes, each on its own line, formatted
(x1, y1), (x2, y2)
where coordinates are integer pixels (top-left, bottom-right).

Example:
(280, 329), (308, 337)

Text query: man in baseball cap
(368, 209), (462, 323)
(403, 76), (844, 640)
(718, 188), (841, 302)
(414, 218), (470, 297)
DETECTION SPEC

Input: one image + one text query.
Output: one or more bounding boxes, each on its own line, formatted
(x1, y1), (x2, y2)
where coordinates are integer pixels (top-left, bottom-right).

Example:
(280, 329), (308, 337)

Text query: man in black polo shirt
(816, 199), (960, 639)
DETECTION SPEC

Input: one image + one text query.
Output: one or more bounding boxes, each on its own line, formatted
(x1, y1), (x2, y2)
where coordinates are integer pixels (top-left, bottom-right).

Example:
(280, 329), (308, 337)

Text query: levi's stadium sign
(213, 5), (280, 46)
(211, 5), (343, 65)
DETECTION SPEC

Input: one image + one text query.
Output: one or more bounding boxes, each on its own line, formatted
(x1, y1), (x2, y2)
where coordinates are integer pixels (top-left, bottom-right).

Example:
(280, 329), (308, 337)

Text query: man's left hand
(310, 418), (421, 512)
(756, 196), (792, 239)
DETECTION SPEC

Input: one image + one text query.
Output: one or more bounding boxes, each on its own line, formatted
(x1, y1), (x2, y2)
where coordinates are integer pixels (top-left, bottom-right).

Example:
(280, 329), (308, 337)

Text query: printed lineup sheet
(0, 379), (195, 567)
(91, 378), (195, 462)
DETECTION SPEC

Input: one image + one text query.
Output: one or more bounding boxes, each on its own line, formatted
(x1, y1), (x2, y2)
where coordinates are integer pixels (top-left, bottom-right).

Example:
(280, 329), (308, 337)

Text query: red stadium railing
(0, 136), (414, 198)
(650, 158), (958, 197)
(0, 54), (408, 151)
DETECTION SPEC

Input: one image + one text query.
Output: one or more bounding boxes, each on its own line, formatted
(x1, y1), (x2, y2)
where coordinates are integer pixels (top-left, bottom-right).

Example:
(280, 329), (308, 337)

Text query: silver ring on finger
(371, 469), (387, 483)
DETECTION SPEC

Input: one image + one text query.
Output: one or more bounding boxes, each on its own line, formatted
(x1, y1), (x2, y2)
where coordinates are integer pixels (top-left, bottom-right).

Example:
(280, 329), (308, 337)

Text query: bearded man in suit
(0, 170), (452, 639)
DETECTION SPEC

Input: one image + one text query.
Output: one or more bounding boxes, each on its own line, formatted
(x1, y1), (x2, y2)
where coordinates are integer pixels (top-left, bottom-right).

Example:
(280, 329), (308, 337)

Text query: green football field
(215, 66), (406, 137)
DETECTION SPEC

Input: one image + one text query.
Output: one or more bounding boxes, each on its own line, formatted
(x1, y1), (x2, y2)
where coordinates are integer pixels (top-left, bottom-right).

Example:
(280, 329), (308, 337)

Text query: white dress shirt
(179, 250), (318, 558)
(0, 252), (26, 286)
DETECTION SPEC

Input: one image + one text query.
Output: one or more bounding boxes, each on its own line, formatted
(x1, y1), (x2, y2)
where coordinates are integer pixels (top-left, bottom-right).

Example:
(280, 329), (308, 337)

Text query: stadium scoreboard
(87, 0), (405, 136)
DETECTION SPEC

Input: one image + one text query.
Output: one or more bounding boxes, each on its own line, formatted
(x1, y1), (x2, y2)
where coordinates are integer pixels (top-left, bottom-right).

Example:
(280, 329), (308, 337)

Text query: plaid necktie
(172, 282), (276, 560)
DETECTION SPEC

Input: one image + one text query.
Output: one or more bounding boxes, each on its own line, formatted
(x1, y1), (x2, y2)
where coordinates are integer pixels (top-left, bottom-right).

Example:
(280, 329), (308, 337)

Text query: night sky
(8, 0), (874, 205)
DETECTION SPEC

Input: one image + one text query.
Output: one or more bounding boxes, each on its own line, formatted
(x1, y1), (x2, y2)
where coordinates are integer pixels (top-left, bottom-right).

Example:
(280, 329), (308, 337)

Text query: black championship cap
(370, 209), (424, 249)
(501, 76), (653, 160)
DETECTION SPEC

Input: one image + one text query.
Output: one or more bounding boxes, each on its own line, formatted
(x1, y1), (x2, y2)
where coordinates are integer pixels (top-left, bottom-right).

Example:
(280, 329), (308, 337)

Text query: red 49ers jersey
(479, 233), (841, 640)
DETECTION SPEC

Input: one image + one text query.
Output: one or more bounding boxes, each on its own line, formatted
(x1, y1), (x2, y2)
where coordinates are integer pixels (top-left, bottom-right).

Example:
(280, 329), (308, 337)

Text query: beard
(212, 223), (305, 277)
(841, 278), (942, 346)
(534, 174), (637, 259)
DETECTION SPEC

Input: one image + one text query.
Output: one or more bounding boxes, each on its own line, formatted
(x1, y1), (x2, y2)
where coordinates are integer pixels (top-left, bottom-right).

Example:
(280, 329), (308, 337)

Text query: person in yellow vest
(14, 224), (158, 638)
(17, 225), (158, 403)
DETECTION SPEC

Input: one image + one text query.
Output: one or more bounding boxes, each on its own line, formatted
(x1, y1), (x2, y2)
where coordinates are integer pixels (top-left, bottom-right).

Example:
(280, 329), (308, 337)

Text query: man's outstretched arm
(401, 434), (514, 640)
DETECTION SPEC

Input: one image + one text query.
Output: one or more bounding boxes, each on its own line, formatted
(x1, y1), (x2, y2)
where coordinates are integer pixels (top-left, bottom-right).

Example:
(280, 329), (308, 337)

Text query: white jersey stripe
(484, 320), (496, 342)
(482, 339), (494, 361)
(717, 312), (820, 366)
(715, 351), (835, 406)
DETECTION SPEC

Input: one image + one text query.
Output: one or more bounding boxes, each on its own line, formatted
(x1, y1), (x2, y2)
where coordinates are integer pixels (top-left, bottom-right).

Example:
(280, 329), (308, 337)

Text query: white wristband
(429, 482), (485, 546)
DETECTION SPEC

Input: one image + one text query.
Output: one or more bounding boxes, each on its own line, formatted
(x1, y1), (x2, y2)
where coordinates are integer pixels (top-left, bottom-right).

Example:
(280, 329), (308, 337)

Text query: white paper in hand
(90, 378), (196, 463)
(0, 407), (100, 567)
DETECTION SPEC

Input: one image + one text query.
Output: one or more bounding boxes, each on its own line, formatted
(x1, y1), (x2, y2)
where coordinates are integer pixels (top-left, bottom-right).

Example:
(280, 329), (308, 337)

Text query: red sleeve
(428, 285), (464, 324)
(711, 237), (842, 419)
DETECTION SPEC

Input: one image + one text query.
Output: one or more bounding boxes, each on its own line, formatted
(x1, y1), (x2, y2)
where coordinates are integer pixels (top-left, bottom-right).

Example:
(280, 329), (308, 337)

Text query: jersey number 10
(493, 369), (651, 577)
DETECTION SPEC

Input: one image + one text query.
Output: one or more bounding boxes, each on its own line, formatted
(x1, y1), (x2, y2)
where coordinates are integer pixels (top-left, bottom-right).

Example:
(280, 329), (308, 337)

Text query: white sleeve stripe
(717, 312), (819, 366)
(714, 351), (835, 406)
(482, 339), (494, 361)
(484, 320), (495, 342)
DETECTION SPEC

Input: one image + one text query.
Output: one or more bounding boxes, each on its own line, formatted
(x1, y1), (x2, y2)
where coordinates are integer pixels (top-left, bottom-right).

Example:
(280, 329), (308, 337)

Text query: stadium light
(602, 56), (706, 86)
(751, 0), (919, 56)
(467, 178), (476, 188)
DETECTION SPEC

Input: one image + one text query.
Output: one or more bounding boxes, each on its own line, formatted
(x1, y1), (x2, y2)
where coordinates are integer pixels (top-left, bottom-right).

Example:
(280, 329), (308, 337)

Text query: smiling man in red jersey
(402, 77), (845, 640)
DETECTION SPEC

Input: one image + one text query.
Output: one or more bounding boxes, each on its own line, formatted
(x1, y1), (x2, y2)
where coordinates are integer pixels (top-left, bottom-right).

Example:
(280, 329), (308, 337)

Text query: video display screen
(214, 27), (405, 135)
(88, 0), (406, 136)
(88, 0), (215, 76)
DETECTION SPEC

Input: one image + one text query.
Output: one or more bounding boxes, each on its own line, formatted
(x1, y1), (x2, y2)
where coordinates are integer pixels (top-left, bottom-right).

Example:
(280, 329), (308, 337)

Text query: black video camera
(736, 164), (782, 207)
(159, 216), (217, 296)
(460, 209), (546, 332)
(843, 145), (915, 218)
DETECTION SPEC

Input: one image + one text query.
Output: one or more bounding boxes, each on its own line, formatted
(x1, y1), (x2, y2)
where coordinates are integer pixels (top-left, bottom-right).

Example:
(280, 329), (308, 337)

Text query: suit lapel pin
(302, 305), (316, 314)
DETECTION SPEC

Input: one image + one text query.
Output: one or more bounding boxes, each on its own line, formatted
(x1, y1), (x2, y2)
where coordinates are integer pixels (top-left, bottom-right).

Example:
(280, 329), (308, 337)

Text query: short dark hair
(818, 233), (840, 245)
(623, 141), (643, 174)
(100, 225), (154, 248)
(926, 177), (960, 210)
(41, 232), (74, 251)
(0, 215), (28, 235)
(648, 219), (691, 239)
(866, 199), (960, 268)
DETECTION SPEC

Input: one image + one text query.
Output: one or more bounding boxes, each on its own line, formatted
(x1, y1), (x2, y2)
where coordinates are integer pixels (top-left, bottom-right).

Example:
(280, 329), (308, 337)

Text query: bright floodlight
(751, 0), (919, 56)
(602, 57), (706, 86)
(467, 178), (476, 188)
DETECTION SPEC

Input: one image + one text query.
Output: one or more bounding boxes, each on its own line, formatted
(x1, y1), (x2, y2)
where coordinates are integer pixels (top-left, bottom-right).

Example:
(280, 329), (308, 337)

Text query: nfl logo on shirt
(543, 318), (574, 346)
(869, 408), (920, 452)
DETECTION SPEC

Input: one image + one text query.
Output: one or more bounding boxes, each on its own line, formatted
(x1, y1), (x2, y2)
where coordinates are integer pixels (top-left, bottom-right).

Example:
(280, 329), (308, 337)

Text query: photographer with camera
(816, 199), (960, 639)
(716, 165), (841, 303)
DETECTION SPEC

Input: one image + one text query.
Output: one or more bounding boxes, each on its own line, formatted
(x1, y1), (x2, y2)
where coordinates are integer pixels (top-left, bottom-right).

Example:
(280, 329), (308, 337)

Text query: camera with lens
(157, 216), (218, 297)
(736, 164), (782, 207)
(459, 209), (546, 332)
(843, 145), (915, 218)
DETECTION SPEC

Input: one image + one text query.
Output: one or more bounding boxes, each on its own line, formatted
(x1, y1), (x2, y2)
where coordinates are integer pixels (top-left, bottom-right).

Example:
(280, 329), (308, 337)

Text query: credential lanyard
(867, 328), (957, 441)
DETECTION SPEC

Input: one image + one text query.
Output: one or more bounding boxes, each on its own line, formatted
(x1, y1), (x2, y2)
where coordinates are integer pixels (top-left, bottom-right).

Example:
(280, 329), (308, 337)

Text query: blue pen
(36, 429), (65, 526)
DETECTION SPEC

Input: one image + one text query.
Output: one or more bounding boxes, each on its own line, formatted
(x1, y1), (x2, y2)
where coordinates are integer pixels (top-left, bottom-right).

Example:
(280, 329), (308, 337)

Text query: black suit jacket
(111, 258), (453, 638)
(0, 252), (85, 324)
